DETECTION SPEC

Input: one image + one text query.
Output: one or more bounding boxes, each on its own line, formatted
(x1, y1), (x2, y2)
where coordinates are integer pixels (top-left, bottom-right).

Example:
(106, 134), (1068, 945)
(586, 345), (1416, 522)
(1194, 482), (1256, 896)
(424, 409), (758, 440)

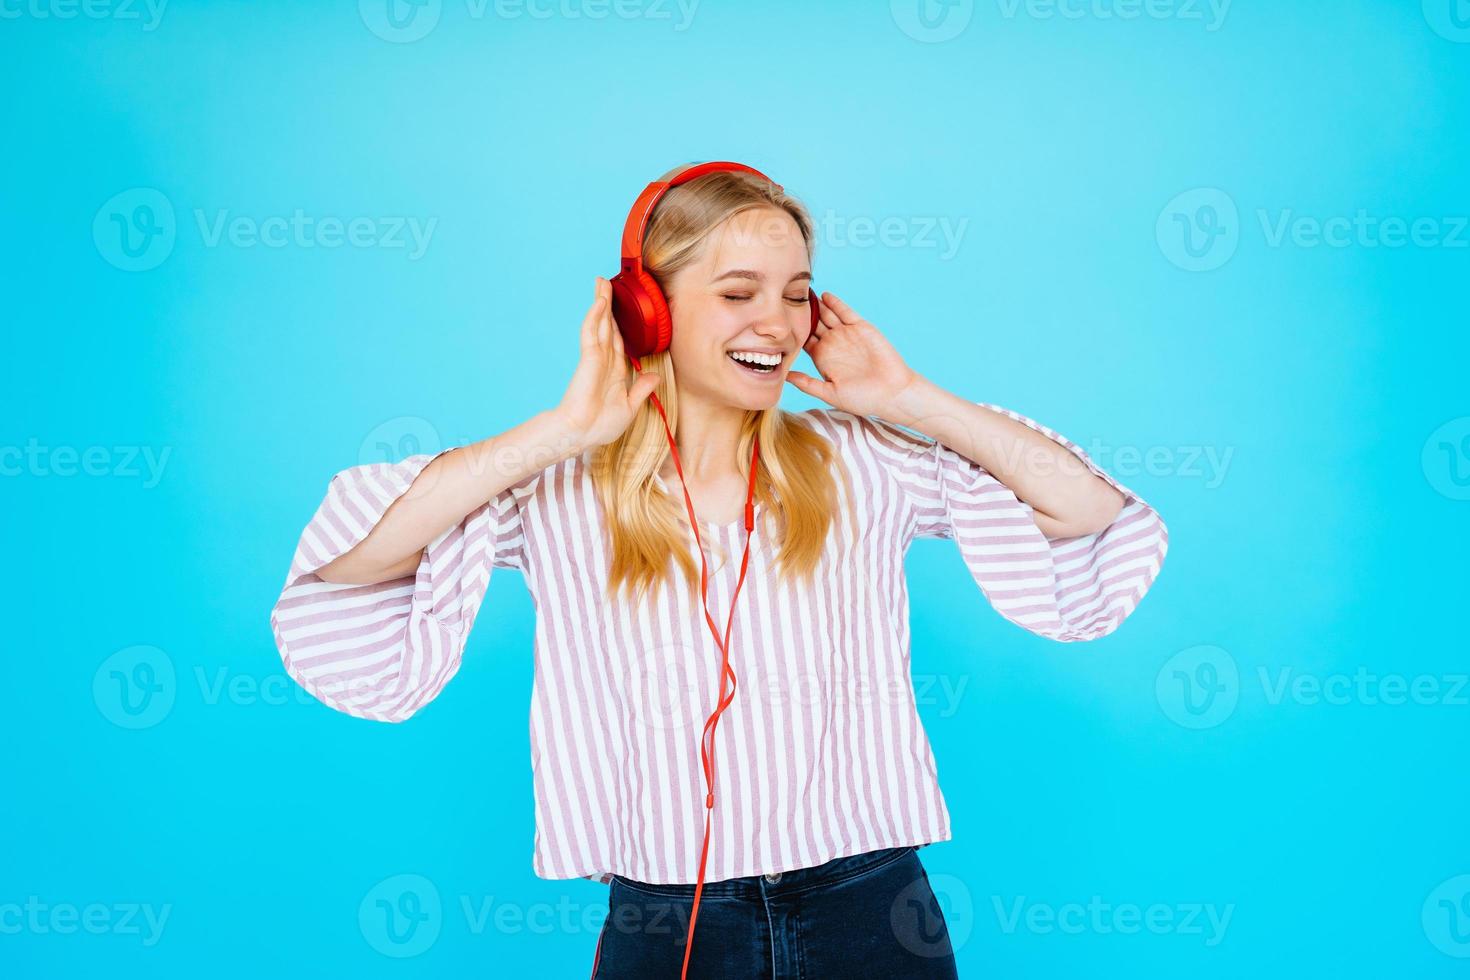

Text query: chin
(731, 382), (784, 411)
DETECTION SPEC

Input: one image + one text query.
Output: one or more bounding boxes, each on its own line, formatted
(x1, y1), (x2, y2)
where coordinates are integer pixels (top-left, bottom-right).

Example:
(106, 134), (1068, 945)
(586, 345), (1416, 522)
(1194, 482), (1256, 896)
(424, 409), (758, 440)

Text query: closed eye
(722, 293), (810, 306)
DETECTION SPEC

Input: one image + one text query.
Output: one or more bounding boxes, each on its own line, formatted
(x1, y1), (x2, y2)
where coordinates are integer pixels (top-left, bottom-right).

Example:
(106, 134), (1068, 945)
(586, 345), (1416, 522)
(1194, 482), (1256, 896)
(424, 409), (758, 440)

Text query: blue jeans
(591, 844), (960, 978)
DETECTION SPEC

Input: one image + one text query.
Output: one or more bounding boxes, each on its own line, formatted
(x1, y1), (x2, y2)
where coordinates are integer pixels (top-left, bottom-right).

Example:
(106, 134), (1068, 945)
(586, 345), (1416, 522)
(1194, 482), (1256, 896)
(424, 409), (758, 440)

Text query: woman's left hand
(786, 292), (922, 419)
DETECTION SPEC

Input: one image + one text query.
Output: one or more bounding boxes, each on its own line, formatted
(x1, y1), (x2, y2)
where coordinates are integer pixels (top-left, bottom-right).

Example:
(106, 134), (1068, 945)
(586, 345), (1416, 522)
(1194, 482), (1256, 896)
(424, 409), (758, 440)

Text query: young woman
(269, 164), (1168, 978)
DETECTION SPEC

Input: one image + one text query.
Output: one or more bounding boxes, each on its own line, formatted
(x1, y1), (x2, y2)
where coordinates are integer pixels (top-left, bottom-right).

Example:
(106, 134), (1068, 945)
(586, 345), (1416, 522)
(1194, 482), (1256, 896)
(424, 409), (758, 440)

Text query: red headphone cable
(603, 354), (758, 980)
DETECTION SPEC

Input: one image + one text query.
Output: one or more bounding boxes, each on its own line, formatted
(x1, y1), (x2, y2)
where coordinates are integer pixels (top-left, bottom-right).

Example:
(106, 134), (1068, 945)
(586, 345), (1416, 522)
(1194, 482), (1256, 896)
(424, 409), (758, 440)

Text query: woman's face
(663, 207), (814, 412)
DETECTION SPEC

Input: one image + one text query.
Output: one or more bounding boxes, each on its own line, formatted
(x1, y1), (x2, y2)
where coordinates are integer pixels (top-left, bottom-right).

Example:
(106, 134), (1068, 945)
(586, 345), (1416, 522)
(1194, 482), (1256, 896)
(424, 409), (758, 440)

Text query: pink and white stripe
(269, 403), (1168, 885)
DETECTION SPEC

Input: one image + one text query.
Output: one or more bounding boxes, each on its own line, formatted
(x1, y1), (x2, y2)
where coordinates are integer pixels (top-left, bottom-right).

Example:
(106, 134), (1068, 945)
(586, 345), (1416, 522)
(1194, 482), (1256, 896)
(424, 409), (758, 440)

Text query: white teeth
(728, 351), (782, 367)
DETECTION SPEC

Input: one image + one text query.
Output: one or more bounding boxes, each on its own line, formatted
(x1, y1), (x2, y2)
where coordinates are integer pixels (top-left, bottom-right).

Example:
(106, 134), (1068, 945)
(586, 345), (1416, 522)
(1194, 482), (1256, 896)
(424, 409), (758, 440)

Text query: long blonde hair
(591, 168), (851, 607)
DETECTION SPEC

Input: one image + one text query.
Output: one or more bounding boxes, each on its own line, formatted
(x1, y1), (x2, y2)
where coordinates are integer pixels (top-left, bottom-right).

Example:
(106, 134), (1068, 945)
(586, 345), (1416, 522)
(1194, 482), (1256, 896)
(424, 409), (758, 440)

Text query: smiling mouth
(727, 352), (783, 376)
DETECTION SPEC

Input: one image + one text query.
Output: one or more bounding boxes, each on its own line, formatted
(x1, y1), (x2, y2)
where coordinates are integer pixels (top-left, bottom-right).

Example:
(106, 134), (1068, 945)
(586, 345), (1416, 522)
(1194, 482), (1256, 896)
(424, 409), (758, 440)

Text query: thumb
(629, 372), (660, 405)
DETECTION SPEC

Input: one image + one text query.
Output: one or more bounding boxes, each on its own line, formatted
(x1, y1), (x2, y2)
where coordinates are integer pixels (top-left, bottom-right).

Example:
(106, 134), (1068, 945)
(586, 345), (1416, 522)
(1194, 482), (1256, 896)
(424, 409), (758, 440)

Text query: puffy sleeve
(853, 403), (1168, 642)
(268, 447), (527, 722)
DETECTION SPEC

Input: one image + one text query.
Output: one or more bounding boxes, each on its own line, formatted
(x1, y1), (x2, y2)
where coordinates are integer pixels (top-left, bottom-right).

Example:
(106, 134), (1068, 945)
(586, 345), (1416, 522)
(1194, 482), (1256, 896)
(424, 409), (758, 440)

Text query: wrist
(885, 372), (939, 430)
(540, 407), (590, 459)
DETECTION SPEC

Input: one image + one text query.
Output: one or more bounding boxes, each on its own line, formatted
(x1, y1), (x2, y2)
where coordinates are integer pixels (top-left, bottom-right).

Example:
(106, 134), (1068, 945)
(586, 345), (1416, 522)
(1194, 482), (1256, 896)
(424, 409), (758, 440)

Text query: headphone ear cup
(610, 269), (673, 358)
(808, 287), (821, 334)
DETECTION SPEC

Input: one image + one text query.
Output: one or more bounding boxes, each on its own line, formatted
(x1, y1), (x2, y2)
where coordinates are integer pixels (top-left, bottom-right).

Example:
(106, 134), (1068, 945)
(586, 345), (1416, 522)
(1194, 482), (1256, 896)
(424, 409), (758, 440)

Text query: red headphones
(609, 160), (820, 358)
(591, 162), (815, 980)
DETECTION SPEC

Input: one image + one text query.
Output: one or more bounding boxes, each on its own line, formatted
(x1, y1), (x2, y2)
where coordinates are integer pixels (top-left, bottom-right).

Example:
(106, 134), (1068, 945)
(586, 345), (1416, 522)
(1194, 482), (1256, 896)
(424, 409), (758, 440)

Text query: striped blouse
(269, 402), (1168, 885)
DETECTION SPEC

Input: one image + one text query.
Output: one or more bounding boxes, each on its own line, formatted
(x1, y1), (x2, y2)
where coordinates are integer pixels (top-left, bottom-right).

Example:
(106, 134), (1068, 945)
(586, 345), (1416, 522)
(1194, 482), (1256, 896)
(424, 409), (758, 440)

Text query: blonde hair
(591, 167), (852, 607)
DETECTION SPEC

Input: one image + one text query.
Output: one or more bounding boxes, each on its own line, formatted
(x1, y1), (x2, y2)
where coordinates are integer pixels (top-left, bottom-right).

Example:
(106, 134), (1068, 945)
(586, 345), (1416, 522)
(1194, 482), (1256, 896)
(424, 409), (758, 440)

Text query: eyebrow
(710, 269), (813, 284)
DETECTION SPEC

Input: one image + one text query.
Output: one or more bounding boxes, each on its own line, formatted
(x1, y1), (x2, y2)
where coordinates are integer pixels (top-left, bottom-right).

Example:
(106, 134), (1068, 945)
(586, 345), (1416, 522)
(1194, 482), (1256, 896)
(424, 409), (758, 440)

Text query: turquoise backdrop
(5, 1), (1468, 976)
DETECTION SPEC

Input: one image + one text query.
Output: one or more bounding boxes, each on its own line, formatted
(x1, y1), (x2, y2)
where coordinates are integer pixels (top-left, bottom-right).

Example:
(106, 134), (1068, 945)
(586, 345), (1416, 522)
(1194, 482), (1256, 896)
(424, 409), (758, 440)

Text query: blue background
(5, 0), (1469, 976)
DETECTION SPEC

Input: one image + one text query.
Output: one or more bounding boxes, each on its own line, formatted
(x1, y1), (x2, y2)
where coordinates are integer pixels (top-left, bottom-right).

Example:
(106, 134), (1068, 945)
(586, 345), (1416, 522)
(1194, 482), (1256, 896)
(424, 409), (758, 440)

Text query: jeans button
(763, 872), (782, 884)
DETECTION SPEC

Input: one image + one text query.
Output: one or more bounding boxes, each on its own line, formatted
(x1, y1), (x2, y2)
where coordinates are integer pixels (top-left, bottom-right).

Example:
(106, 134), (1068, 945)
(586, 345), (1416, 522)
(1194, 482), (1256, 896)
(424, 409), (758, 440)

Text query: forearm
(886, 375), (1124, 535)
(318, 408), (583, 584)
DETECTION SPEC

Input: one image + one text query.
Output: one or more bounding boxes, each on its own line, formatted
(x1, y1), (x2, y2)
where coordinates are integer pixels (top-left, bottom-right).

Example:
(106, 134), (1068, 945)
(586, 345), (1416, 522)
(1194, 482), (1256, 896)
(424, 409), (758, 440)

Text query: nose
(750, 295), (797, 344)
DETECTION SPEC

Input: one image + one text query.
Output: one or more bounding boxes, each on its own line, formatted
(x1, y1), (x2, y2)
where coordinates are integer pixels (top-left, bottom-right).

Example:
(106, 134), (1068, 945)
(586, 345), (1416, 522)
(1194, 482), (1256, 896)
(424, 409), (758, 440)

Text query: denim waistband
(611, 845), (917, 900)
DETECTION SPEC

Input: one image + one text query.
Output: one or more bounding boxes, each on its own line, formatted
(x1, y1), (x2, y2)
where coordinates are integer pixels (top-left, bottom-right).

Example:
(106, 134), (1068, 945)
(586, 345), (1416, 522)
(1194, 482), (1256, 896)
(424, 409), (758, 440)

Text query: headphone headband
(618, 161), (782, 267)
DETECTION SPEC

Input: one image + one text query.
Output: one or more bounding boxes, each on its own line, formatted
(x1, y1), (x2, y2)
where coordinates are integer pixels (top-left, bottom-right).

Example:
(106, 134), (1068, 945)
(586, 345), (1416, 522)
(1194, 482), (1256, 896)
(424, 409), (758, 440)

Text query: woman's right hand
(554, 276), (662, 450)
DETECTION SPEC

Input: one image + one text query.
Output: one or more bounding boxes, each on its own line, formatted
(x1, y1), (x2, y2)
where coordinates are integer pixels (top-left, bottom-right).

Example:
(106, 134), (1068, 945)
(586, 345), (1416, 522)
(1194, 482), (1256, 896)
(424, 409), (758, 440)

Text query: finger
(821, 291), (862, 325)
(628, 371), (660, 407)
(785, 370), (835, 402)
(582, 287), (606, 349)
(598, 281), (615, 348)
(817, 296), (843, 330)
(609, 306), (626, 356)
